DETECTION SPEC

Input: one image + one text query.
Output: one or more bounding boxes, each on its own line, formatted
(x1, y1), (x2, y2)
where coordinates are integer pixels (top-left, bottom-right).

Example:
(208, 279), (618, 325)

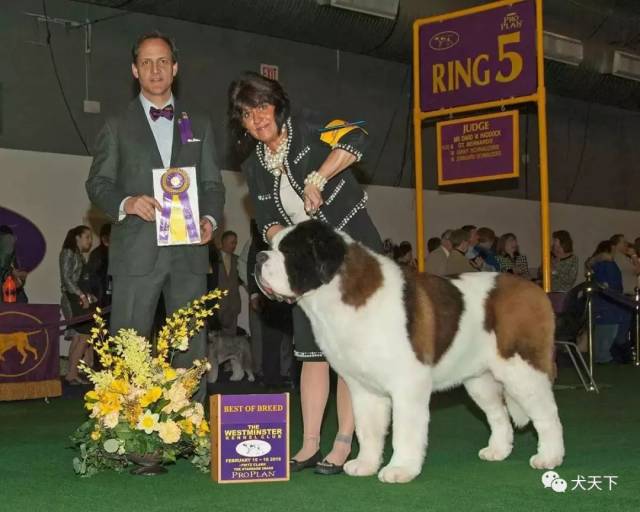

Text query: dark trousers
(111, 247), (208, 402)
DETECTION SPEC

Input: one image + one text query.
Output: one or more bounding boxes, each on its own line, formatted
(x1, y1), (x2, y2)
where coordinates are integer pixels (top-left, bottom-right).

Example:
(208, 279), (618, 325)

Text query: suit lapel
(129, 99), (164, 169)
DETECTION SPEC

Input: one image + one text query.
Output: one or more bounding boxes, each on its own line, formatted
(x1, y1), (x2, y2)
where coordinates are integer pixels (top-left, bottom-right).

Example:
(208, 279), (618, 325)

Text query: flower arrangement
(70, 289), (225, 477)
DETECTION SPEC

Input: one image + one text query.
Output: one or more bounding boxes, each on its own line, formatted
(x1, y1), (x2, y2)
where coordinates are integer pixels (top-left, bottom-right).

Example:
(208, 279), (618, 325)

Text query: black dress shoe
(314, 459), (344, 475)
(290, 450), (323, 472)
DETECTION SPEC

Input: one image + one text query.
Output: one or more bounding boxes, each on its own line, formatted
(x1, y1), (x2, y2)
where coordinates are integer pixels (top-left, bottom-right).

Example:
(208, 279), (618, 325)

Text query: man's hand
(200, 218), (213, 245)
(123, 195), (161, 222)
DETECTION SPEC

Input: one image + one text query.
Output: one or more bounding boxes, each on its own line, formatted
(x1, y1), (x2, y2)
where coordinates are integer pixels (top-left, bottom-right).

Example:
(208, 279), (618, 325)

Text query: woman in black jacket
(228, 72), (382, 475)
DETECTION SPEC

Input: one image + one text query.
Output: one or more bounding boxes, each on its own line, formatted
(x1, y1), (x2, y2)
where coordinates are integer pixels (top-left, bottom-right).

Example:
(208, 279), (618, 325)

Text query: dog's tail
(505, 392), (530, 429)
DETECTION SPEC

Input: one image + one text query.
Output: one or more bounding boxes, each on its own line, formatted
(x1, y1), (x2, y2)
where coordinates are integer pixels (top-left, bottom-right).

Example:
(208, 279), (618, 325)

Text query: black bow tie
(150, 105), (174, 121)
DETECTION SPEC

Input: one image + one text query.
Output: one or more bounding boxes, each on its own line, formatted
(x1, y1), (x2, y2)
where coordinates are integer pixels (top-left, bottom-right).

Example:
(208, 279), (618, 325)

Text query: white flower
(136, 409), (160, 434)
(103, 411), (119, 429)
(157, 420), (181, 444)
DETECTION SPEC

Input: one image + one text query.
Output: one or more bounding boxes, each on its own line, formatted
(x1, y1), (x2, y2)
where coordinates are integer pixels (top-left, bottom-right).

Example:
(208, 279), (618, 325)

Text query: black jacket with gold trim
(242, 115), (369, 243)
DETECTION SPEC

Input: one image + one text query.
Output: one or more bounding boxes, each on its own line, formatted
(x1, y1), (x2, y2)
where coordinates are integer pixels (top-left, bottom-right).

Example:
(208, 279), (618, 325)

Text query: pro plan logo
(501, 11), (523, 31)
(542, 471), (619, 493)
(428, 31), (460, 51)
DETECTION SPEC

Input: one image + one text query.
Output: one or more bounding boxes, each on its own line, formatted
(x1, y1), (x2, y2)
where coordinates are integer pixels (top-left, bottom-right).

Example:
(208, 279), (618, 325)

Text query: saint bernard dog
(255, 220), (564, 483)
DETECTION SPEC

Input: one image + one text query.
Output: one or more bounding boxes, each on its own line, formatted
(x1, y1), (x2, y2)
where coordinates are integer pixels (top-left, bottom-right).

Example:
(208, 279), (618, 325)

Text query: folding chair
(550, 287), (599, 392)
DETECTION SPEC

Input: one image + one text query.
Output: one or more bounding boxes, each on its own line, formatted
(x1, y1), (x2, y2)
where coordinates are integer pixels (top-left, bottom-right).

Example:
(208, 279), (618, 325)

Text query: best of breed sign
(437, 110), (519, 185)
(417, 0), (537, 112)
(210, 393), (289, 483)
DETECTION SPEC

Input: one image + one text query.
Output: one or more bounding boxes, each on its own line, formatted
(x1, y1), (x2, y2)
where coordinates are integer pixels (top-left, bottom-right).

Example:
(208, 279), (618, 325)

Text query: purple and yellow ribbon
(158, 168), (199, 244)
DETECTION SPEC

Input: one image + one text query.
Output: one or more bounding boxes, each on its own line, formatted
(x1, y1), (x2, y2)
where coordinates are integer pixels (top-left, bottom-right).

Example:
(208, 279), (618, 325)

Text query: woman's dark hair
(62, 226), (90, 253)
(497, 233), (519, 257)
(227, 72), (291, 161)
(553, 230), (573, 254)
(131, 31), (178, 64)
(593, 240), (613, 258)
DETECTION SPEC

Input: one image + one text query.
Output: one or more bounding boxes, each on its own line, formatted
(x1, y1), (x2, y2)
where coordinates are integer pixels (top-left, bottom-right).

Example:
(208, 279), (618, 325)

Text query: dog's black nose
(256, 251), (269, 264)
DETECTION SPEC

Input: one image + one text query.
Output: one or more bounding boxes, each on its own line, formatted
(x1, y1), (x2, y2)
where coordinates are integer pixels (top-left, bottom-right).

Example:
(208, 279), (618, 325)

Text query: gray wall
(2, 0), (640, 211)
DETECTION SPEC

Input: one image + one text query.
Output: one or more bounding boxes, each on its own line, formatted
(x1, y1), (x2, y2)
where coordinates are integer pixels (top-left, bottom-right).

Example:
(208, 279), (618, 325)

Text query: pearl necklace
(261, 126), (291, 177)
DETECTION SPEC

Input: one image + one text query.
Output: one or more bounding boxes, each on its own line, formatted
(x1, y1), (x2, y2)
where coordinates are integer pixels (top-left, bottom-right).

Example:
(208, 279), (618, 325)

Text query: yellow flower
(163, 367), (177, 381)
(197, 419), (209, 437)
(109, 379), (129, 395)
(136, 410), (159, 434)
(90, 430), (102, 441)
(157, 420), (181, 444)
(139, 387), (162, 408)
(98, 392), (121, 416)
(179, 419), (194, 435)
(85, 390), (99, 401)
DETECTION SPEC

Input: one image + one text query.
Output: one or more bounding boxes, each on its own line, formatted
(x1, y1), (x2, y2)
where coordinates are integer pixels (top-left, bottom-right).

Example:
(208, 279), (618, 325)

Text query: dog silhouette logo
(0, 330), (40, 365)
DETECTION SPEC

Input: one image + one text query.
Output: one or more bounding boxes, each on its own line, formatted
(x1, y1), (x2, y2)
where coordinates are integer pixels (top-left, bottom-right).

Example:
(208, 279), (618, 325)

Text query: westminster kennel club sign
(437, 110), (519, 185)
(418, 0), (537, 112)
(210, 393), (289, 483)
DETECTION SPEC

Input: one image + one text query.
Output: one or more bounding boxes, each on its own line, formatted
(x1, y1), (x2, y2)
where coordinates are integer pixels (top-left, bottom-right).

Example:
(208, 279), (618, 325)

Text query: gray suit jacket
(86, 99), (225, 276)
(425, 246), (449, 276)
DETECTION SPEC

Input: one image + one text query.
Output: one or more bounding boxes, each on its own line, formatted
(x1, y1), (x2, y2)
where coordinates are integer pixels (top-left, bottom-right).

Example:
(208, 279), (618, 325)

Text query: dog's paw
(529, 453), (563, 470)
(343, 458), (379, 477)
(246, 372), (256, 382)
(478, 444), (512, 462)
(229, 370), (245, 382)
(377, 464), (420, 484)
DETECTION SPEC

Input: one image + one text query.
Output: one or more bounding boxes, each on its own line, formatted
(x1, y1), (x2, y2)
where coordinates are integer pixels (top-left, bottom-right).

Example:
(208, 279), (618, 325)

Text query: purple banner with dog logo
(211, 393), (289, 483)
(418, 0), (537, 112)
(0, 304), (61, 401)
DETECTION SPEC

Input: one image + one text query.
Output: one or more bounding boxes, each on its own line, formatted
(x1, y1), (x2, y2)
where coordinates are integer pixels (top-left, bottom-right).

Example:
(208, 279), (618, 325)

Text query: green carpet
(1, 366), (638, 512)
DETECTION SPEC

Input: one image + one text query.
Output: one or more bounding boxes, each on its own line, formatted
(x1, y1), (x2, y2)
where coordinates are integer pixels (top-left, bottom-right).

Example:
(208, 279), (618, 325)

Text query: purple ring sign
(437, 110), (519, 185)
(211, 393), (289, 483)
(418, 0), (537, 112)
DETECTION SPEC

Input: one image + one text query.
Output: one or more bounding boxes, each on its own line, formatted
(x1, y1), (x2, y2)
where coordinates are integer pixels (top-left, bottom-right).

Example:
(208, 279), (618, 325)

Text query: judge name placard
(436, 110), (519, 185)
(210, 393), (289, 483)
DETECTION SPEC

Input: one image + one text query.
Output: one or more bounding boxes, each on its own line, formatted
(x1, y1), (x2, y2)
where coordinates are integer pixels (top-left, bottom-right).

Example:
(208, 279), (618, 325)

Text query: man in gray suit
(217, 231), (241, 337)
(425, 229), (452, 276)
(86, 32), (225, 402)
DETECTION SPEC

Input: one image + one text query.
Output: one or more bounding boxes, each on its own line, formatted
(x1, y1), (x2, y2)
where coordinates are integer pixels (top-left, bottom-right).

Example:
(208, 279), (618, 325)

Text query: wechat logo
(542, 471), (567, 493)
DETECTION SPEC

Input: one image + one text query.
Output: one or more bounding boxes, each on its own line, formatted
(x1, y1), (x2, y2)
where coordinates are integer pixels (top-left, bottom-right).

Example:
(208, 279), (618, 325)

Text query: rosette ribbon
(158, 168), (199, 244)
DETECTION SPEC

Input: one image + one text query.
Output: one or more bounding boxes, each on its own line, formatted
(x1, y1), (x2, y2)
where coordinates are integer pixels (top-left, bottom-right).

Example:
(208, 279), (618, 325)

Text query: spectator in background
(474, 227), (499, 271)
(551, 230), (578, 292)
(87, 223), (111, 307)
(445, 229), (477, 275)
(609, 234), (640, 295)
(217, 230), (242, 337)
(461, 224), (479, 260)
(427, 237), (441, 254)
(394, 241), (416, 269)
(609, 234), (638, 360)
(0, 225), (28, 303)
(59, 225), (95, 385)
(382, 238), (395, 259)
(425, 229), (452, 276)
(496, 232), (530, 279)
(586, 241), (625, 364)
